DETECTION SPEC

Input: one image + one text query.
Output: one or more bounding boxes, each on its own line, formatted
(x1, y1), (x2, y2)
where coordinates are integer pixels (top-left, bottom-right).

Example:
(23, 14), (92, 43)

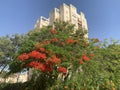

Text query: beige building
(34, 3), (88, 38)
(34, 16), (49, 28)
(0, 73), (27, 83)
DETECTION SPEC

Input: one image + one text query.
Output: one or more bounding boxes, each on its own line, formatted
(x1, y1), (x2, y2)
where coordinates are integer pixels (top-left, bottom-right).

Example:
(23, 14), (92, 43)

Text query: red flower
(29, 50), (46, 59)
(29, 50), (39, 58)
(46, 59), (53, 65)
(58, 66), (67, 74)
(67, 38), (74, 44)
(42, 41), (50, 44)
(51, 55), (61, 64)
(61, 42), (65, 45)
(18, 53), (29, 61)
(90, 53), (94, 57)
(40, 53), (47, 59)
(51, 38), (58, 43)
(44, 64), (52, 72)
(82, 55), (90, 61)
(37, 63), (46, 71)
(79, 60), (84, 64)
(40, 47), (45, 52)
(50, 29), (56, 34)
(26, 61), (39, 68)
(27, 61), (52, 72)
(36, 63), (52, 72)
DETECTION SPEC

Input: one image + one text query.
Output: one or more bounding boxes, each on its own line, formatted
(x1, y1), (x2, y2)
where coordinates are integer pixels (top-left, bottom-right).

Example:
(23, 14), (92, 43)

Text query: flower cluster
(90, 53), (94, 57)
(18, 44), (67, 73)
(50, 29), (57, 34)
(61, 42), (65, 46)
(66, 38), (78, 44)
(51, 38), (58, 43)
(58, 66), (67, 74)
(18, 28), (95, 75)
(42, 41), (50, 45)
(49, 55), (61, 64)
(82, 55), (90, 61)
(18, 53), (29, 61)
(79, 53), (95, 65)
(40, 47), (45, 52)
(26, 61), (52, 72)
(79, 60), (84, 64)
(67, 38), (74, 44)
(29, 50), (46, 60)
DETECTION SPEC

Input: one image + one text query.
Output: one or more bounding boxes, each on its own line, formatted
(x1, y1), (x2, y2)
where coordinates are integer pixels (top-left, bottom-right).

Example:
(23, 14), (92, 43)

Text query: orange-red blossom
(18, 53), (29, 61)
(29, 50), (46, 59)
(27, 61), (52, 72)
(58, 66), (67, 74)
(50, 29), (57, 34)
(82, 55), (90, 61)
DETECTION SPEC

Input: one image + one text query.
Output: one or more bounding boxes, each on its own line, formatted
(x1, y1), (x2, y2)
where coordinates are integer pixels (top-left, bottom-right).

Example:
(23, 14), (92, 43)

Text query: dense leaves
(0, 34), (27, 75)
(1, 21), (120, 90)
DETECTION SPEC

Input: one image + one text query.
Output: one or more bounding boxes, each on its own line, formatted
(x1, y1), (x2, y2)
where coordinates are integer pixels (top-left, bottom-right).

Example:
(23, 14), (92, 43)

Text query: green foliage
(6, 21), (120, 90)
(18, 40), (36, 54)
(9, 60), (22, 73)
(0, 83), (25, 90)
(0, 34), (27, 77)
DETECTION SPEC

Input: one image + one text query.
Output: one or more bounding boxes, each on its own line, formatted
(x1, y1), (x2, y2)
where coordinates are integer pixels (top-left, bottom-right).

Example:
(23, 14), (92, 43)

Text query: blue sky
(0, 0), (120, 41)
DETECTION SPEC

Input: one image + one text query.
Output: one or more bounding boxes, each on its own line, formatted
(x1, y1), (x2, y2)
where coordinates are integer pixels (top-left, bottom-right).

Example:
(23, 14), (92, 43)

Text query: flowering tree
(8, 22), (120, 90)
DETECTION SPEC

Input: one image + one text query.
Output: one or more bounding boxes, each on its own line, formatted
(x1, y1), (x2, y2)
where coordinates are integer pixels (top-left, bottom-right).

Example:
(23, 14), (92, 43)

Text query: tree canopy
(0, 22), (120, 90)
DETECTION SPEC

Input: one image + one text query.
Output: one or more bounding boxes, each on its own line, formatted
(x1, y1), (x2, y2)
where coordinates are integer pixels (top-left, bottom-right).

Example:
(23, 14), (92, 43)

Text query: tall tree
(0, 34), (27, 75)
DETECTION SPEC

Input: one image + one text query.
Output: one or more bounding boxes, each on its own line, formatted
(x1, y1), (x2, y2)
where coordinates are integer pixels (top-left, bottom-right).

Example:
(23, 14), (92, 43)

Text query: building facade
(0, 73), (27, 83)
(34, 16), (49, 28)
(34, 3), (88, 38)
